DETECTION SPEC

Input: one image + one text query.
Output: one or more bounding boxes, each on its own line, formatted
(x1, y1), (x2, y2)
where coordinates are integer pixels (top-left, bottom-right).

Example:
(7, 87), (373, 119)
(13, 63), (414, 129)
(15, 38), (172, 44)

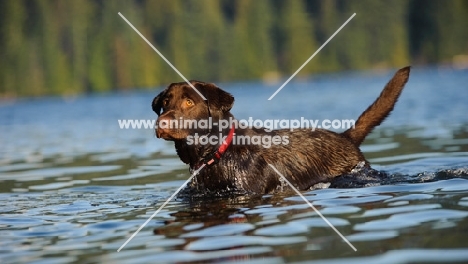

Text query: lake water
(1, 67), (468, 263)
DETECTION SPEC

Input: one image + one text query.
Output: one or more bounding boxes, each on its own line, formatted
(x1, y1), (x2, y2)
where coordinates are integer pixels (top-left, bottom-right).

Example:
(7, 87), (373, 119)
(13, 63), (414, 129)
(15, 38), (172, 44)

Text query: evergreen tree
(36, 0), (72, 95)
(231, 0), (276, 80)
(0, 0), (467, 97)
(336, 0), (409, 70)
(88, 1), (113, 92)
(315, 0), (341, 72)
(0, 0), (28, 96)
(409, 0), (468, 63)
(278, 0), (318, 76)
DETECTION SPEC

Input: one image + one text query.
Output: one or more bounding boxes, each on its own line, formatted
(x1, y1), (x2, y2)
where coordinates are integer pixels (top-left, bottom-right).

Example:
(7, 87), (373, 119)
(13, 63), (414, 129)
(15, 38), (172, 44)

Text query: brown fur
(152, 67), (410, 194)
(343, 67), (410, 145)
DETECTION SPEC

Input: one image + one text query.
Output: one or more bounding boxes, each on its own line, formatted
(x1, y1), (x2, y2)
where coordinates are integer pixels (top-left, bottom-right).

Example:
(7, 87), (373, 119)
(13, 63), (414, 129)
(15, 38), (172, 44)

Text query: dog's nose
(156, 115), (172, 138)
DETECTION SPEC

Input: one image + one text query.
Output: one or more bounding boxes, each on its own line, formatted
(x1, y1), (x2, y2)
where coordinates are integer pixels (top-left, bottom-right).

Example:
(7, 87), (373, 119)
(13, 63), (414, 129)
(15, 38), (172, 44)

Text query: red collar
(193, 124), (235, 169)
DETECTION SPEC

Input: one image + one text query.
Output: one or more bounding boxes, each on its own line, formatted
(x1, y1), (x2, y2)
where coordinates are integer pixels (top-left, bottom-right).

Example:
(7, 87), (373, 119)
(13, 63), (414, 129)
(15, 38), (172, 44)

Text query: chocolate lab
(152, 67), (410, 194)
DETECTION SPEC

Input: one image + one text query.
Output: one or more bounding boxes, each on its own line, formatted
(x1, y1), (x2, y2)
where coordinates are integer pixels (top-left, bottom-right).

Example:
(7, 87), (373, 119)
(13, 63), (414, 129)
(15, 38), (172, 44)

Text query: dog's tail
(343, 66), (410, 146)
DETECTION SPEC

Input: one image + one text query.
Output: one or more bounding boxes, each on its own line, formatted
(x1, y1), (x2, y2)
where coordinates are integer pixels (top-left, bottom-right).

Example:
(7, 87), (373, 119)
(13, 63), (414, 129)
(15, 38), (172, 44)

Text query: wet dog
(152, 67), (410, 194)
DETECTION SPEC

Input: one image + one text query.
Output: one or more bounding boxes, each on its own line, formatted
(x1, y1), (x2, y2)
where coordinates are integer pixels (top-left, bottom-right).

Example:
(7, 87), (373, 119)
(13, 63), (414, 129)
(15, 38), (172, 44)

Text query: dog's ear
(192, 81), (234, 112)
(151, 89), (166, 116)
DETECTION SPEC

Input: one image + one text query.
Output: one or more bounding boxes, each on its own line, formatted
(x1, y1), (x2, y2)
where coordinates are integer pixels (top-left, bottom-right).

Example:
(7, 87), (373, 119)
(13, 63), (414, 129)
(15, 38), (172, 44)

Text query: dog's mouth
(156, 125), (187, 141)
(156, 115), (191, 141)
(155, 109), (213, 141)
(155, 128), (172, 140)
(156, 129), (189, 141)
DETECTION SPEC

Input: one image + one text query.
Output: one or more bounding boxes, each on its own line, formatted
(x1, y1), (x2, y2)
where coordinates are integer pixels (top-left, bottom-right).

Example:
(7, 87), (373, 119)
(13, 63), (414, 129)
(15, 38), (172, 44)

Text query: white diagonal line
(117, 164), (206, 252)
(118, 12), (207, 100)
(268, 13), (356, 100)
(268, 164), (357, 251)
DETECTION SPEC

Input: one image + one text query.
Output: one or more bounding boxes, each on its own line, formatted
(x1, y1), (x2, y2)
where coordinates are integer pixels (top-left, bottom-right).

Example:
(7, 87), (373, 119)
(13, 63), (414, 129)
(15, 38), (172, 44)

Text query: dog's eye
(185, 99), (194, 106)
(163, 99), (169, 107)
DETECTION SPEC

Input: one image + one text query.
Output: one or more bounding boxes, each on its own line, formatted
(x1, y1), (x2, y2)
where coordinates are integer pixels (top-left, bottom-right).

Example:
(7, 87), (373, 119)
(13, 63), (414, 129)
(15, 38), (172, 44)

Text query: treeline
(1, 0), (467, 97)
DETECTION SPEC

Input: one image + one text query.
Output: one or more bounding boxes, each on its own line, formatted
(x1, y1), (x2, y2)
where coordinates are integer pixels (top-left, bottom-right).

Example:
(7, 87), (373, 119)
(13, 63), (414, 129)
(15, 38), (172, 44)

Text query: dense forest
(1, 0), (467, 97)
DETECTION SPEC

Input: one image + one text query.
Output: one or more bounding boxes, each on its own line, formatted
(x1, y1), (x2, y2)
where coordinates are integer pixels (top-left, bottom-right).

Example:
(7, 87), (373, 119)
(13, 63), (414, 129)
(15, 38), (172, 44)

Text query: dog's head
(152, 81), (234, 140)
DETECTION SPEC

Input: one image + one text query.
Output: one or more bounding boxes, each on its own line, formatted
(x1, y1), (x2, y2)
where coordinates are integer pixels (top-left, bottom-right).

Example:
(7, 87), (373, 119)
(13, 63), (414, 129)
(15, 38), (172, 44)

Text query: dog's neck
(174, 114), (236, 167)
